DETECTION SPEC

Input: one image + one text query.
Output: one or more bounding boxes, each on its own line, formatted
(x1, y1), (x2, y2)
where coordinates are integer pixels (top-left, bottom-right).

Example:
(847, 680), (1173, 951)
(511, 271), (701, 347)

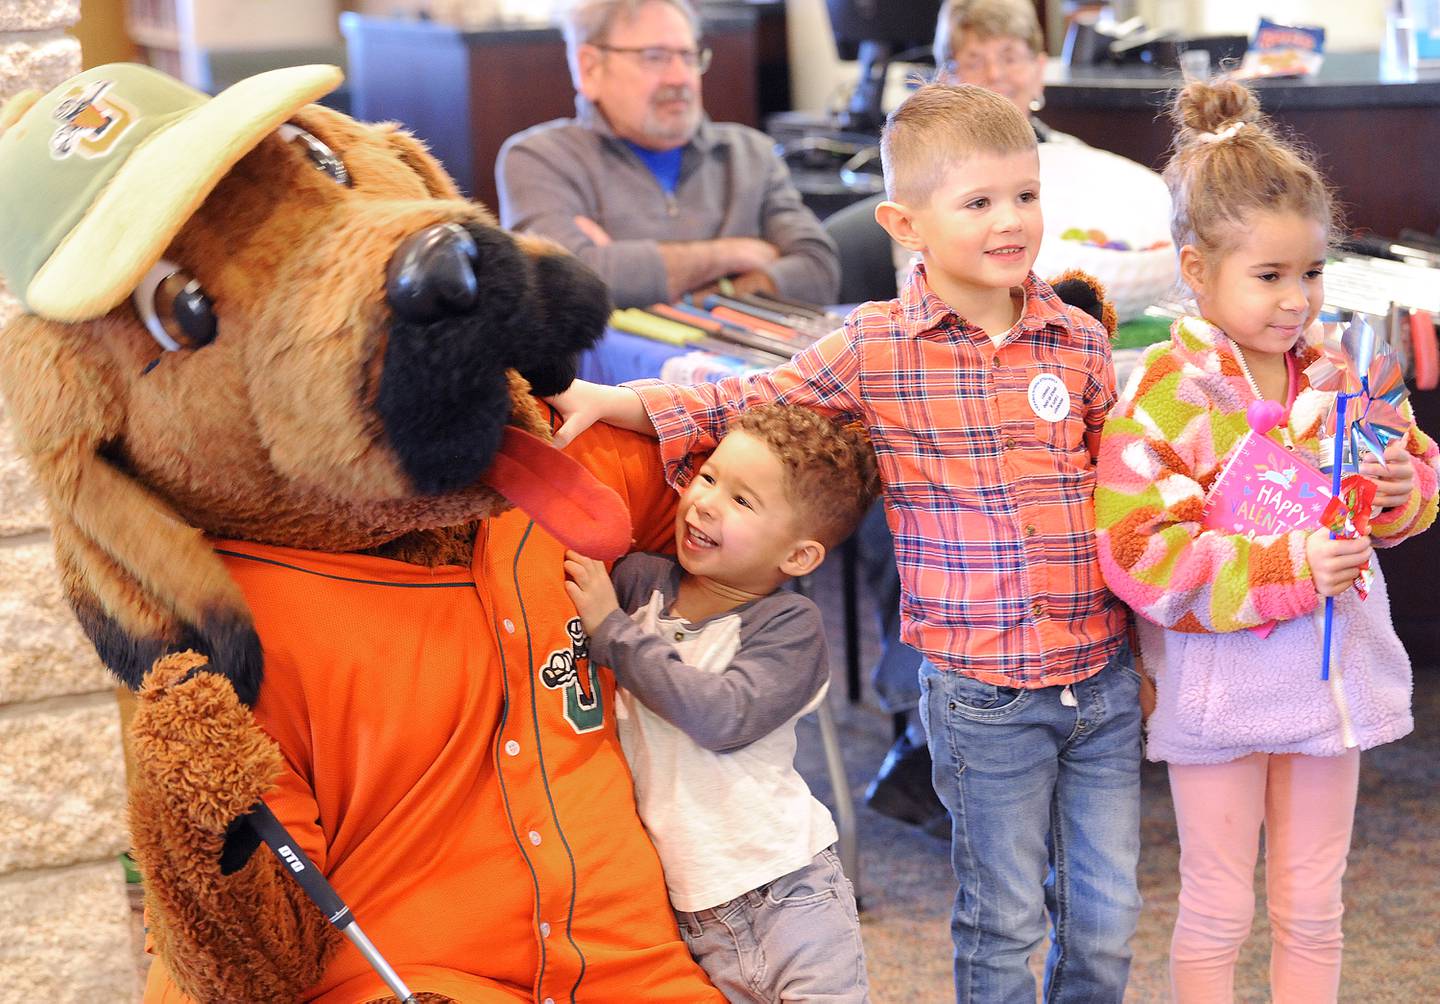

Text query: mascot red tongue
(486, 425), (630, 561)
(0, 62), (722, 1003)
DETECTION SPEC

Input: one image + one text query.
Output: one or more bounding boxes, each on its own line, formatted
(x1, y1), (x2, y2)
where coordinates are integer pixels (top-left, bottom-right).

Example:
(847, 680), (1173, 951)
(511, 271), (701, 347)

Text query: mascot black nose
(386, 223), (481, 322)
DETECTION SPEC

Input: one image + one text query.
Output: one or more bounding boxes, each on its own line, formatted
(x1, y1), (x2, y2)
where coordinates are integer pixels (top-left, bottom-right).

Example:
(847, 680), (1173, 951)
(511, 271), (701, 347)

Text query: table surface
(580, 328), (693, 387)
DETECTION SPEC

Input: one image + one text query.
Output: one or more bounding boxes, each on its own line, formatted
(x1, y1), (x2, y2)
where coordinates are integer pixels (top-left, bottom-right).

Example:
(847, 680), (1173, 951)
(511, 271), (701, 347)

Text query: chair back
(823, 193), (897, 305)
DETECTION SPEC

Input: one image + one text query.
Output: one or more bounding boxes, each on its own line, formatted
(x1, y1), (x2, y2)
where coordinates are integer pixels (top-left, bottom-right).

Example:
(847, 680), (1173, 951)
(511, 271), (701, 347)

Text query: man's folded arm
(498, 138), (670, 306)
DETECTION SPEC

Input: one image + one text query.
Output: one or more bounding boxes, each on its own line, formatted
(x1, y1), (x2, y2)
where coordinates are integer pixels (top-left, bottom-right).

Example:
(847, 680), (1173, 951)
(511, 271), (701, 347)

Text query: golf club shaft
(344, 923), (418, 1003)
(247, 802), (416, 1002)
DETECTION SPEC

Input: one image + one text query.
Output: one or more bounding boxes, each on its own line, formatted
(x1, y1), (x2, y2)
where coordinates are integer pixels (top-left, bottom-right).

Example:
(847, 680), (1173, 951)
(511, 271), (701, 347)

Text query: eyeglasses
(594, 44), (713, 75)
(939, 48), (1035, 81)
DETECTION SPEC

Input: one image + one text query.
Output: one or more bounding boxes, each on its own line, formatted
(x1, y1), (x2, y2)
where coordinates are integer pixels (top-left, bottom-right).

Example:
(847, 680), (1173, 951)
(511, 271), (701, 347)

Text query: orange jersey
(145, 424), (720, 1003)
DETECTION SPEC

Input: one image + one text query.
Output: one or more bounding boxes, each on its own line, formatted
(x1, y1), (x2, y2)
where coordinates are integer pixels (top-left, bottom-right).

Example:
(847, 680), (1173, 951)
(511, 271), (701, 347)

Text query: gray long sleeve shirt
(586, 553), (838, 912)
(587, 553), (830, 753)
(496, 99), (840, 308)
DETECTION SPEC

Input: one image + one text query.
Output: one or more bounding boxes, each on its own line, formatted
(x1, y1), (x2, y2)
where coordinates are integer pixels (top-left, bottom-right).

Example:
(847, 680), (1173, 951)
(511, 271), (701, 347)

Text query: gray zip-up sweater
(496, 98), (840, 308)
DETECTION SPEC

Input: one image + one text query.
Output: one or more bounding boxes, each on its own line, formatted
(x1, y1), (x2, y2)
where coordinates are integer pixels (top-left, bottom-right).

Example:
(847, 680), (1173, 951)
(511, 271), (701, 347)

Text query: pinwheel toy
(1305, 316), (1411, 474)
(1303, 316), (1412, 679)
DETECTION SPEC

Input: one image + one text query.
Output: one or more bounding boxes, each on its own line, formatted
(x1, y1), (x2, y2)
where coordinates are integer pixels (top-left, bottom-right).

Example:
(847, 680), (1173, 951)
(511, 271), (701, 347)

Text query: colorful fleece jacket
(1096, 316), (1438, 763)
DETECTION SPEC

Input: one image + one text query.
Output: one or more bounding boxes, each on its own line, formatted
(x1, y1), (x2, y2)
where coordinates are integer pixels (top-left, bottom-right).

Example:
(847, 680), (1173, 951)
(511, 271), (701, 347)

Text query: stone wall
(0, 3), (138, 999)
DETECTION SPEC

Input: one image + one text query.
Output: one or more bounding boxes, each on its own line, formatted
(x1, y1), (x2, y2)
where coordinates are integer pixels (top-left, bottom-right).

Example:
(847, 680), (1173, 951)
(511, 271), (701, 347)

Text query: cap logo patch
(50, 80), (136, 160)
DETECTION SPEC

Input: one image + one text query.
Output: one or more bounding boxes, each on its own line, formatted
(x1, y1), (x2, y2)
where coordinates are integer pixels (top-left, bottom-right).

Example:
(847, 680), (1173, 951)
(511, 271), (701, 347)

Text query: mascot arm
(130, 652), (341, 1001)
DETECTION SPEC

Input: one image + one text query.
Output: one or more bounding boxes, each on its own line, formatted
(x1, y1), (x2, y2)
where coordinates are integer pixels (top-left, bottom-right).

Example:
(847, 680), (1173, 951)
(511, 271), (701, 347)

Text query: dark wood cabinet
(341, 11), (762, 212)
(1041, 54), (1440, 240)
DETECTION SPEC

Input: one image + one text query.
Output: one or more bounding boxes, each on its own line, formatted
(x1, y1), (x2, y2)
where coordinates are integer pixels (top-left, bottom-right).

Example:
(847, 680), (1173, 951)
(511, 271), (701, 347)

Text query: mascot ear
(382, 124), (466, 202)
(0, 318), (263, 705)
(1049, 269), (1118, 339)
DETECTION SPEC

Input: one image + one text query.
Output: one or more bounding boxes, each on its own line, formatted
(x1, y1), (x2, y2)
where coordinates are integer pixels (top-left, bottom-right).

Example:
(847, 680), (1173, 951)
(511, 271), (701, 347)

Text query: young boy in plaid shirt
(552, 83), (1141, 1003)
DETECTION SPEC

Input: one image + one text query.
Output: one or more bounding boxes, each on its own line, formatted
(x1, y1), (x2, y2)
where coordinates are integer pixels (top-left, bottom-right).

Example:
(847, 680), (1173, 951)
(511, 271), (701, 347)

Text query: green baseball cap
(0, 61), (342, 321)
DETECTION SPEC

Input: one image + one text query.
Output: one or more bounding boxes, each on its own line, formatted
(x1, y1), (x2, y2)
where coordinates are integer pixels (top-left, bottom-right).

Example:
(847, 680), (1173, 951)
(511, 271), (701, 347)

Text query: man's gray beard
(642, 91), (700, 148)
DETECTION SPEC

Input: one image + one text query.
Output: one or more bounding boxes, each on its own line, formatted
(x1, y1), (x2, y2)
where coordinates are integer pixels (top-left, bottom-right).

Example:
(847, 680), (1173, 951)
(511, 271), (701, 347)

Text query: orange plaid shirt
(630, 264), (1128, 687)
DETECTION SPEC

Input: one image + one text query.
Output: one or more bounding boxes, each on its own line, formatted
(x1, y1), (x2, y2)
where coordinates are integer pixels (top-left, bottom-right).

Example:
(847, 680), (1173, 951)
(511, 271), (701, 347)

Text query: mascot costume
(0, 63), (725, 1002)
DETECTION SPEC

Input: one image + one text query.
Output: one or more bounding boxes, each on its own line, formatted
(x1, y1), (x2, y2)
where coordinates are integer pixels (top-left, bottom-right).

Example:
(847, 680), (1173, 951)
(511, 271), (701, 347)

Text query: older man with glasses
(497, 0), (839, 309)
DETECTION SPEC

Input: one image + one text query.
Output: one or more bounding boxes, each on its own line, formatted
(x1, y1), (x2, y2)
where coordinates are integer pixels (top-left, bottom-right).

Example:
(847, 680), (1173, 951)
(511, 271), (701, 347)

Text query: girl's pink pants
(1167, 749), (1360, 1003)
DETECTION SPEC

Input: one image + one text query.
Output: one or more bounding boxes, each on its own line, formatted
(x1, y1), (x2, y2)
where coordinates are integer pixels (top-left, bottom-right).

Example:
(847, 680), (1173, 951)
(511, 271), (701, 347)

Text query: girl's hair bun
(1162, 76), (1339, 261)
(1173, 79), (1262, 142)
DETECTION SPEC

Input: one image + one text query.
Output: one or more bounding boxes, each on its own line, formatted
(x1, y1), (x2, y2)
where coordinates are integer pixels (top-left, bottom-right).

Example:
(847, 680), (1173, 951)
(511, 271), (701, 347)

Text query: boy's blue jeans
(918, 644), (1142, 1004)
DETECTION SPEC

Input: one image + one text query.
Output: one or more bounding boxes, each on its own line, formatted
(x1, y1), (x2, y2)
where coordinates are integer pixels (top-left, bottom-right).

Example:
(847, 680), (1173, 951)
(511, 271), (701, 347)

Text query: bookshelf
(124, 0), (344, 86)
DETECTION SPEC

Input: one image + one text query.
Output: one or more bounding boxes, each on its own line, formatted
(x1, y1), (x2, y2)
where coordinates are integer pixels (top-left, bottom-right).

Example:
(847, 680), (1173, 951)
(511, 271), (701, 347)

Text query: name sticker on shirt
(1028, 373), (1070, 422)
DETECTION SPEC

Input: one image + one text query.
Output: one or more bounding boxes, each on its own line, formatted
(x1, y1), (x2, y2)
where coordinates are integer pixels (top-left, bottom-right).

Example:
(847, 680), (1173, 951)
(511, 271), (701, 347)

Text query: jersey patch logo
(539, 617), (604, 734)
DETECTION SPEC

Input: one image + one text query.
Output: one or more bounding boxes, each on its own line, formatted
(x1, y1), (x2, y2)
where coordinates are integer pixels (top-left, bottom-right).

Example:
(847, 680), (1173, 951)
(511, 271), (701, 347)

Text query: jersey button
(503, 618), (515, 634)
(673, 630), (685, 641)
(540, 921), (551, 938)
(505, 740), (520, 757)
(528, 830), (542, 846)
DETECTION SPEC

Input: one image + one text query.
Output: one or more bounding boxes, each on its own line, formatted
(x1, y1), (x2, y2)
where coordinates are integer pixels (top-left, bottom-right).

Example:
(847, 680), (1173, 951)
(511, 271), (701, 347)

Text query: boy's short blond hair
(734, 404), (880, 550)
(880, 83), (1036, 205)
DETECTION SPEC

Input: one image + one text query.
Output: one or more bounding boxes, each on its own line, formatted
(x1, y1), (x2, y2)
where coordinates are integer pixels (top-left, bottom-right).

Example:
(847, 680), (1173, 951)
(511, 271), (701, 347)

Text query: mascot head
(0, 63), (626, 705)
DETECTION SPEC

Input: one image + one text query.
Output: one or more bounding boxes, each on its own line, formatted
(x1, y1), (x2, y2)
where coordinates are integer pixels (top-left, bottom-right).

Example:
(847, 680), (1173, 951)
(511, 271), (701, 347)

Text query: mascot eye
(132, 258), (218, 352)
(278, 123), (351, 187)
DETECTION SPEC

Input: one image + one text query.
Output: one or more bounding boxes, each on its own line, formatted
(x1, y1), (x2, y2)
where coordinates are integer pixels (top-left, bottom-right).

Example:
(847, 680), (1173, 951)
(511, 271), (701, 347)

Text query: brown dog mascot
(0, 64), (723, 1002)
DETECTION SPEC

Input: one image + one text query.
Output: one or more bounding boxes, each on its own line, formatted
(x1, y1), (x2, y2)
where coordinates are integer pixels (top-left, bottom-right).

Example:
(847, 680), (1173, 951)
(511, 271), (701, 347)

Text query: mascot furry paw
(0, 64), (721, 1002)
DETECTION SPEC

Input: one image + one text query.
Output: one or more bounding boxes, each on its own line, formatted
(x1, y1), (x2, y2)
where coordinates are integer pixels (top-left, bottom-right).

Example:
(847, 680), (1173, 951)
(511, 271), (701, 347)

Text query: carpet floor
(799, 557), (1439, 1003)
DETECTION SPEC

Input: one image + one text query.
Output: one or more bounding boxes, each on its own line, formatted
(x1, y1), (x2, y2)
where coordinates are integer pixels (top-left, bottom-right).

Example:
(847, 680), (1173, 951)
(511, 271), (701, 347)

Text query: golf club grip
(246, 801), (353, 929)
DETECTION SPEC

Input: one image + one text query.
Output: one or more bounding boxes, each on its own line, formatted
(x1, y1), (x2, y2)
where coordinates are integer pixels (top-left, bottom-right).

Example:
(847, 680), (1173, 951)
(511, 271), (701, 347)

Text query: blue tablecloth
(578, 329), (688, 386)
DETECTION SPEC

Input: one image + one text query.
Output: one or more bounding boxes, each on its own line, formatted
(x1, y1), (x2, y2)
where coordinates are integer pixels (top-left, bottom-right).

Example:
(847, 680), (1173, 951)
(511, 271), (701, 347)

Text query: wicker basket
(1033, 141), (1177, 323)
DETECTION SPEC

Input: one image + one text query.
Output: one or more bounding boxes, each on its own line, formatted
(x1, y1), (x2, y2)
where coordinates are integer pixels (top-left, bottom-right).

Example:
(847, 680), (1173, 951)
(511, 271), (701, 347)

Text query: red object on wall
(1410, 311), (1438, 391)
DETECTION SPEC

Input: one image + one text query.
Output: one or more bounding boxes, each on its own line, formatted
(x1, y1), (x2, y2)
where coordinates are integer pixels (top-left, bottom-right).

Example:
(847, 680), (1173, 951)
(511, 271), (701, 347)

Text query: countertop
(1044, 52), (1440, 111)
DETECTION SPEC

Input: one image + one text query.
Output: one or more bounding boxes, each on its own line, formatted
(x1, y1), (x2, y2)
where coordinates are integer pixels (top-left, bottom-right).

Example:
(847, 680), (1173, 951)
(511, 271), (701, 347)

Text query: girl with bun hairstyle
(1095, 79), (1439, 1002)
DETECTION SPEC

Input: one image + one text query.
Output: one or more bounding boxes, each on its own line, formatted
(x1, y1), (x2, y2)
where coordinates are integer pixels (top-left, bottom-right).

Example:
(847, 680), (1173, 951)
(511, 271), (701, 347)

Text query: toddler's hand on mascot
(546, 380), (654, 449)
(564, 550), (621, 634)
